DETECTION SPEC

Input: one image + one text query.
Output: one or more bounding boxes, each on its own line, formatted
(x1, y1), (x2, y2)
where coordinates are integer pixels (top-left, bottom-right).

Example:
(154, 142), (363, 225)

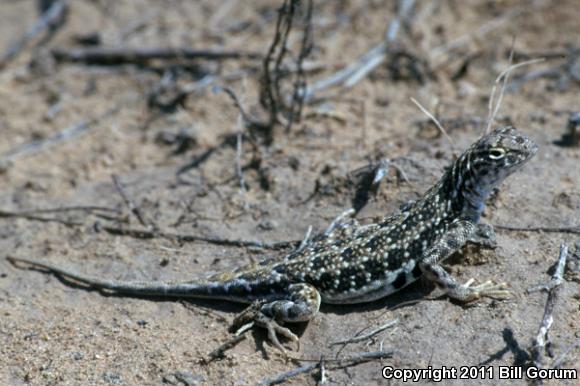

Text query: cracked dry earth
(0, 1), (579, 385)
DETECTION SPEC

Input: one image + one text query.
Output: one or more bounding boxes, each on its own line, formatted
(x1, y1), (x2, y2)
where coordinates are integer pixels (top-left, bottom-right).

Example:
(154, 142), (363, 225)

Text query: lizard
(6, 126), (538, 352)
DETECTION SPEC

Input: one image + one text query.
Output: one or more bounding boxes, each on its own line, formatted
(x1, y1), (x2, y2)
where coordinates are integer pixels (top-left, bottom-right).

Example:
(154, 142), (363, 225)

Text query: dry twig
(259, 0), (313, 134)
(206, 334), (247, 362)
(350, 159), (411, 213)
(555, 111), (580, 147)
(0, 106), (120, 165)
(330, 318), (398, 346)
(508, 47), (580, 93)
(527, 244), (568, 294)
(0, 0), (67, 67)
(222, 87), (255, 130)
(550, 339), (580, 369)
(0, 206), (117, 215)
(206, 329), (250, 362)
(0, 209), (82, 227)
(529, 244), (568, 379)
(51, 46), (261, 65)
(318, 357), (327, 384)
(0, 205), (123, 227)
(255, 350), (394, 386)
(296, 225), (313, 253)
(255, 362), (318, 386)
(205, 321), (256, 362)
(111, 175), (153, 229)
(235, 126), (248, 191)
(495, 225), (580, 235)
(98, 224), (297, 250)
(429, 0), (548, 64)
(304, 0), (416, 100)
(221, 0), (313, 146)
(284, 0), (313, 133)
(0, 207), (299, 250)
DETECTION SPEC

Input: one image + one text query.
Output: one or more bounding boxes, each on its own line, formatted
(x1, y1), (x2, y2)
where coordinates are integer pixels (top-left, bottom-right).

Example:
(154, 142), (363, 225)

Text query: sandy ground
(0, 0), (579, 385)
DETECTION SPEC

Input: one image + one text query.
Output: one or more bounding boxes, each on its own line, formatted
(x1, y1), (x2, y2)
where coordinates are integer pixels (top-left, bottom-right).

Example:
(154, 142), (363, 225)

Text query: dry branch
(529, 244), (568, 382)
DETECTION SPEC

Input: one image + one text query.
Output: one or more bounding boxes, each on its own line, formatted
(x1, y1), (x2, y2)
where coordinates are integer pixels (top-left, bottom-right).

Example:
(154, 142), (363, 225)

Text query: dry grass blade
(485, 57), (546, 134)
(410, 97), (456, 152)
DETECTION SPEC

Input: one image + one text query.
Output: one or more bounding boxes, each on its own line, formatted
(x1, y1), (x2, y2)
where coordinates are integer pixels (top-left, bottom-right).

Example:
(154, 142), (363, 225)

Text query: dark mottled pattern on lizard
(7, 126), (538, 351)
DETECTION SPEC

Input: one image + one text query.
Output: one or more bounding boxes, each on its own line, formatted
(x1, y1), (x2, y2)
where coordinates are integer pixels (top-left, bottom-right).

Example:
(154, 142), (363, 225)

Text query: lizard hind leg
(231, 283), (321, 352)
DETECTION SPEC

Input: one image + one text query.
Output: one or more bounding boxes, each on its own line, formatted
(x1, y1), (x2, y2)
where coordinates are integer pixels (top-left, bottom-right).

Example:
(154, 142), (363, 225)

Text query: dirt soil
(0, 1), (579, 385)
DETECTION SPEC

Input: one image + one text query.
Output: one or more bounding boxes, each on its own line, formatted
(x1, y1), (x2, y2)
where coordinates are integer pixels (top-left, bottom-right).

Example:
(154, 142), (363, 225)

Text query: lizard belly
(320, 262), (421, 304)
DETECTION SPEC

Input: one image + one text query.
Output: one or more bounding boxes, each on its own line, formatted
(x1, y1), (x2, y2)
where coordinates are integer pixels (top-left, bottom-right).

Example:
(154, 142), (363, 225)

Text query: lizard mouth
(512, 134), (539, 166)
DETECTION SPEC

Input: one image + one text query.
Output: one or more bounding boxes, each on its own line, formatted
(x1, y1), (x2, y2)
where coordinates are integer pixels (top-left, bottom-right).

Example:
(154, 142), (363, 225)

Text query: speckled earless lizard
(7, 126), (538, 351)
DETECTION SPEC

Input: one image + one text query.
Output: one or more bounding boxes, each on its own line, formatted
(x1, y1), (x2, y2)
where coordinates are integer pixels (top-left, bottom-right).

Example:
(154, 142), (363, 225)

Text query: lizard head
(452, 126), (538, 218)
(468, 126), (538, 187)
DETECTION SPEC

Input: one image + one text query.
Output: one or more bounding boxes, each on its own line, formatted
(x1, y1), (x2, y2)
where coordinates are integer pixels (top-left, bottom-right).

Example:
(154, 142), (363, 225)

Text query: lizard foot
(232, 303), (300, 352)
(253, 313), (300, 352)
(231, 284), (319, 352)
(460, 278), (510, 302)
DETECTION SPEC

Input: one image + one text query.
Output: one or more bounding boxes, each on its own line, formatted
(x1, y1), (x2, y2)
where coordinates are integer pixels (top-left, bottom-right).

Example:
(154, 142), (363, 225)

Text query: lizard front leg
(232, 283), (321, 351)
(419, 220), (509, 302)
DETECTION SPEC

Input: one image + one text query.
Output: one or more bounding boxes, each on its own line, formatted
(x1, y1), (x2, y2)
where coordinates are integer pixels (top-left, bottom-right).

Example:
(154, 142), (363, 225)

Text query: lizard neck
(442, 152), (490, 223)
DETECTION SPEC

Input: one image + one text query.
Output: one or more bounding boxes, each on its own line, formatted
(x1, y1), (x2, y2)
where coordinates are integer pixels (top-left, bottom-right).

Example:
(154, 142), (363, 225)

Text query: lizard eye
(488, 148), (506, 160)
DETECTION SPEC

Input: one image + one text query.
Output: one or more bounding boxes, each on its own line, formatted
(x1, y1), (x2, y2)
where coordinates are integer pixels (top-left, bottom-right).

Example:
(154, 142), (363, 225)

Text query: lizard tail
(6, 256), (249, 302)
